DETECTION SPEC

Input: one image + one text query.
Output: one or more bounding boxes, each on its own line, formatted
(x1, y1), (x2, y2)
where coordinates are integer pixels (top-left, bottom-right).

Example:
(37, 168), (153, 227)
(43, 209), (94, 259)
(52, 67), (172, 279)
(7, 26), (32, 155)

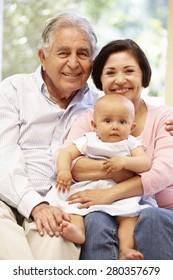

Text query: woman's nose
(115, 73), (126, 84)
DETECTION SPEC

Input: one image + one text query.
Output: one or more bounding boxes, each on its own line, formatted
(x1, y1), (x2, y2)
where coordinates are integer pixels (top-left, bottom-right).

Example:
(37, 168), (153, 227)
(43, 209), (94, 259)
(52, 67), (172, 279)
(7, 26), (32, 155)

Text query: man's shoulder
(0, 66), (41, 88)
(0, 72), (35, 88)
(84, 86), (99, 101)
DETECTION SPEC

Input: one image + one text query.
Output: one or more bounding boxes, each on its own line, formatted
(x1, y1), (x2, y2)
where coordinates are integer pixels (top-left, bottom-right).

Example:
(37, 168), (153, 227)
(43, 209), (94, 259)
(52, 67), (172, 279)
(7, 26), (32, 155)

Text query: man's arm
(0, 81), (44, 218)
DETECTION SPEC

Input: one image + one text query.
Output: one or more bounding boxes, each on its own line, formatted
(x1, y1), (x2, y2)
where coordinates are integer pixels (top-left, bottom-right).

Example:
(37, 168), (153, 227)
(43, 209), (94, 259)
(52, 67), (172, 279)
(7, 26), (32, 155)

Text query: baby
(50, 94), (156, 259)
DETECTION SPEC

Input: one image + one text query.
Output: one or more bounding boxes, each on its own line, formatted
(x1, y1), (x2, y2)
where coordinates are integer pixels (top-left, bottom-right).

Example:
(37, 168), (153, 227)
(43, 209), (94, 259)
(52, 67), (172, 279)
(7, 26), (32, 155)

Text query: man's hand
(166, 120), (173, 135)
(31, 203), (70, 237)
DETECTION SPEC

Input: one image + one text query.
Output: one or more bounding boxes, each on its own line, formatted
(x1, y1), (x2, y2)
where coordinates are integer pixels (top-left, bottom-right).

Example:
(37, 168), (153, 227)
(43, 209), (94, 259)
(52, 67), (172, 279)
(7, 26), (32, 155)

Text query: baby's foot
(59, 220), (85, 244)
(119, 248), (144, 260)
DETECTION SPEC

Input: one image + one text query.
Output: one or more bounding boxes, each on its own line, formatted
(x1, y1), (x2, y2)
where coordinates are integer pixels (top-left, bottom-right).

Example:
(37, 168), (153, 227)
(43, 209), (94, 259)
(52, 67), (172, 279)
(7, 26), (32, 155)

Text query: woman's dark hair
(92, 39), (152, 90)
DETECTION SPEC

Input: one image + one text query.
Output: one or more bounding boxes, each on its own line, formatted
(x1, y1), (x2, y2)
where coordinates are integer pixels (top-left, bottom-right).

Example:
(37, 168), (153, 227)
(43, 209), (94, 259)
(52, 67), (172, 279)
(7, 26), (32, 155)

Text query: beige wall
(165, 0), (173, 106)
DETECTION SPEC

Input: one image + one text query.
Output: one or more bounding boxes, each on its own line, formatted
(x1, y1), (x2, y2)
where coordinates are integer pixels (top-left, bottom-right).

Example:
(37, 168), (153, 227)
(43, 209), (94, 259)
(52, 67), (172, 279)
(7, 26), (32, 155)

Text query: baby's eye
(104, 119), (111, 123)
(119, 119), (127, 124)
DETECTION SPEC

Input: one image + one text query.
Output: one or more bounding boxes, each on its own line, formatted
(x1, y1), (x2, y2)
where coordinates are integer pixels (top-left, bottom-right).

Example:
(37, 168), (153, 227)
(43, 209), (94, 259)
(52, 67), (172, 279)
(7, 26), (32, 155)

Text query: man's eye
(78, 52), (89, 59)
(57, 52), (69, 58)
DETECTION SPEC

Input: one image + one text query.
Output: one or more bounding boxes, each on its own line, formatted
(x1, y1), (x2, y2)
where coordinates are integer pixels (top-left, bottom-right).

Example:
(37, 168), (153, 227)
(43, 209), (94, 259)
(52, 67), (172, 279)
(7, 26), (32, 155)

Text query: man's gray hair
(39, 11), (98, 59)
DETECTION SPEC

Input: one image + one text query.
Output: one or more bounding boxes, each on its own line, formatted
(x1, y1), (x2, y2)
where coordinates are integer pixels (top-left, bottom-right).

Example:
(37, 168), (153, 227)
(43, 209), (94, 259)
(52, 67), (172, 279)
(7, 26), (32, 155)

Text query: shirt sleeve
(73, 135), (88, 154)
(128, 135), (143, 151)
(140, 107), (173, 197)
(0, 80), (46, 218)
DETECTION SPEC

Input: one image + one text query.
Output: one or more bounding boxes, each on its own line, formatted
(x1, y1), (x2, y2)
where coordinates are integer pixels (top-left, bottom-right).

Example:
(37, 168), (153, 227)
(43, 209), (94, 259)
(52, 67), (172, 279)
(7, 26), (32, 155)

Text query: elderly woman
(65, 39), (173, 260)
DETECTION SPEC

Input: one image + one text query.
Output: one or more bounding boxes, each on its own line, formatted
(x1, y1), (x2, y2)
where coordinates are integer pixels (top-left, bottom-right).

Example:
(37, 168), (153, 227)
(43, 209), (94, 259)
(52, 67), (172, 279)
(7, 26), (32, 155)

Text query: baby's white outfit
(46, 132), (157, 217)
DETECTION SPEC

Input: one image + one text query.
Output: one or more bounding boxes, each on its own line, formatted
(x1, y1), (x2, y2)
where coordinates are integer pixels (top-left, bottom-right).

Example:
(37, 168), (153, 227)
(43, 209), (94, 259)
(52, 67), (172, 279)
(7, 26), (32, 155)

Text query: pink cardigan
(64, 102), (173, 209)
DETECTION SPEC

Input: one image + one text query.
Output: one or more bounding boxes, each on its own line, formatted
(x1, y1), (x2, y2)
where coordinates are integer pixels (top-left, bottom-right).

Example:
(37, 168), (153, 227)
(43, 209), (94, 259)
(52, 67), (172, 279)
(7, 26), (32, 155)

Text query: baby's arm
(103, 146), (151, 174)
(56, 144), (82, 192)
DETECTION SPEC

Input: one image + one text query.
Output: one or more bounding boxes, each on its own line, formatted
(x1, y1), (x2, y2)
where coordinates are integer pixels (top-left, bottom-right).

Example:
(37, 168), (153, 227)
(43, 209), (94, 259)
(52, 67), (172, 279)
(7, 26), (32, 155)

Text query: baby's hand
(56, 170), (72, 193)
(103, 156), (124, 174)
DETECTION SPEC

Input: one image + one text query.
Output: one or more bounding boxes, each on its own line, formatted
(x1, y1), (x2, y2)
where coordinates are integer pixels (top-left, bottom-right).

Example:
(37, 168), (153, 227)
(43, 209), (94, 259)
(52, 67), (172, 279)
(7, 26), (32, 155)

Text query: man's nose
(67, 55), (79, 68)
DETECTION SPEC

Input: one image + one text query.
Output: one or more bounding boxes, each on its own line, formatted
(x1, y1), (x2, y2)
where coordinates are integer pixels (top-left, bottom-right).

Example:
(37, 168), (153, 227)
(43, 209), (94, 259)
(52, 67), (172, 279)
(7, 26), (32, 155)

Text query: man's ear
(38, 49), (46, 70)
(91, 120), (97, 130)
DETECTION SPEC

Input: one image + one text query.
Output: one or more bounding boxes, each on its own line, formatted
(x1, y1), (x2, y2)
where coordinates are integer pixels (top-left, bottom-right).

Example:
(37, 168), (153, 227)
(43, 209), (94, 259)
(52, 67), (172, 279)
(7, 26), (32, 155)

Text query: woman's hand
(31, 203), (70, 237)
(68, 175), (143, 210)
(109, 168), (135, 183)
(166, 120), (173, 135)
(67, 188), (115, 209)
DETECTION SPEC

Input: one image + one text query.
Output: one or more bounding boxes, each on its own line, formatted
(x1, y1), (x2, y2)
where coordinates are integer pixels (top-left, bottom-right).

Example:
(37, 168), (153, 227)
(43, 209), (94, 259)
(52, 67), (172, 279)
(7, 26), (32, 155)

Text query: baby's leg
(59, 214), (85, 244)
(116, 216), (144, 260)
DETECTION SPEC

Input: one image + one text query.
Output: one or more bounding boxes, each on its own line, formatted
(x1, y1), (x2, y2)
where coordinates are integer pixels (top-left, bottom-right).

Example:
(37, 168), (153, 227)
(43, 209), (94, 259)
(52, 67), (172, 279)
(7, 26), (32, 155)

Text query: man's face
(38, 27), (93, 100)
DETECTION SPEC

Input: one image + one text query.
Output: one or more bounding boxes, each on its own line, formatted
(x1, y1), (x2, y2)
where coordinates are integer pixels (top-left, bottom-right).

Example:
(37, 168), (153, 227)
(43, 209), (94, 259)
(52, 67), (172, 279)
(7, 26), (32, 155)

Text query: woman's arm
(72, 157), (135, 183)
(68, 175), (143, 208)
(141, 108), (173, 196)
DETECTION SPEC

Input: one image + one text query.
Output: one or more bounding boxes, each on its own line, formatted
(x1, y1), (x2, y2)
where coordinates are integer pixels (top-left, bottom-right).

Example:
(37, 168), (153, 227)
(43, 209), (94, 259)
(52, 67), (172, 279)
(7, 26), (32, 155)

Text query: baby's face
(94, 101), (134, 143)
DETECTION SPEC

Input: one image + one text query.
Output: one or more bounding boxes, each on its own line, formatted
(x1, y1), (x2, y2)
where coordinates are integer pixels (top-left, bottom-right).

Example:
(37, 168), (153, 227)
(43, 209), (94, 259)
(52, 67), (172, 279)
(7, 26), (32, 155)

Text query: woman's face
(100, 51), (143, 105)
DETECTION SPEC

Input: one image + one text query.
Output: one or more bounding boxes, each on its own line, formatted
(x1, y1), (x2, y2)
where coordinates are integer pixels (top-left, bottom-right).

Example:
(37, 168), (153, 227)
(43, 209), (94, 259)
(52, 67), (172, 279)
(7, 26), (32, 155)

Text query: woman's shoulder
(145, 102), (173, 123)
(144, 102), (173, 134)
(146, 102), (173, 114)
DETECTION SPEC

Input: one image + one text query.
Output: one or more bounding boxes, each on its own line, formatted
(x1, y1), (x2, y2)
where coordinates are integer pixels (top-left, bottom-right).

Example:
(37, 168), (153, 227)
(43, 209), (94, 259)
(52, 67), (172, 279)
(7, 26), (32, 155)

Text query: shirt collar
(35, 65), (89, 102)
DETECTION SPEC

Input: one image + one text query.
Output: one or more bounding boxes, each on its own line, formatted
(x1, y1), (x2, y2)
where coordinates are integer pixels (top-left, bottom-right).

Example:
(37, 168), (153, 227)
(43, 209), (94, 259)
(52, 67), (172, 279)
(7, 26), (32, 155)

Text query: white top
(74, 132), (143, 159)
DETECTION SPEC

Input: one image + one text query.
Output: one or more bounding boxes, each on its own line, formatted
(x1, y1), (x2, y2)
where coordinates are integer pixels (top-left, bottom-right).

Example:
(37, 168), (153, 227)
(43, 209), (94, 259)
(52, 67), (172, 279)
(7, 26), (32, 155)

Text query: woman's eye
(106, 71), (116, 76)
(126, 69), (134, 74)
